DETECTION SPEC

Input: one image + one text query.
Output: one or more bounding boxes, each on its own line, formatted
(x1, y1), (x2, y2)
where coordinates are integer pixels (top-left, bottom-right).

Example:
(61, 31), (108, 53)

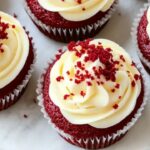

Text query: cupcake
(25, 0), (118, 43)
(132, 3), (150, 74)
(0, 11), (35, 110)
(37, 39), (148, 149)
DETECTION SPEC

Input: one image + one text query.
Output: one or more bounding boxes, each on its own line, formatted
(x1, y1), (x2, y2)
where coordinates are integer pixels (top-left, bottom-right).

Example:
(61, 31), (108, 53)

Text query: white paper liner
(24, 1), (118, 39)
(0, 32), (37, 109)
(131, 3), (150, 70)
(36, 57), (149, 149)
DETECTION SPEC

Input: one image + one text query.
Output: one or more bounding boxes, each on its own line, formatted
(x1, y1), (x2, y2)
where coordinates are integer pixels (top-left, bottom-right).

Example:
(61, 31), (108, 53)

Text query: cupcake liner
(0, 32), (37, 110)
(37, 55), (149, 149)
(24, 1), (118, 41)
(131, 3), (150, 70)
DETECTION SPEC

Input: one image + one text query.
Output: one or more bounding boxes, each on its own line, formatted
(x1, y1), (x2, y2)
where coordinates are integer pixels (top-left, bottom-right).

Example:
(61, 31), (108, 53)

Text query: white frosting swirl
(0, 11), (29, 89)
(38, 0), (115, 21)
(49, 39), (141, 128)
(146, 7), (150, 38)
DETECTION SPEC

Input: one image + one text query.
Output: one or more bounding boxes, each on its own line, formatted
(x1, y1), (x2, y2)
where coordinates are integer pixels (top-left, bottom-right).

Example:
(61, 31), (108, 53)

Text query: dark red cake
(137, 10), (150, 73)
(25, 0), (118, 42)
(37, 39), (146, 149)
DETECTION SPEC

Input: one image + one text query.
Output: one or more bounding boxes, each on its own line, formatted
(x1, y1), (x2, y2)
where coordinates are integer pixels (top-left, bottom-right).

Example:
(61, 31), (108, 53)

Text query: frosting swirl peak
(49, 39), (141, 128)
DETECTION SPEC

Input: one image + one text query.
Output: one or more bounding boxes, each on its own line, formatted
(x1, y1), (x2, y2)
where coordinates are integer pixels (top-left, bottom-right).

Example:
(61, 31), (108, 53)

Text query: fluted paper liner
(0, 32), (37, 110)
(131, 3), (150, 70)
(24, 1), (118, 41)
(37, 57), (149, 149)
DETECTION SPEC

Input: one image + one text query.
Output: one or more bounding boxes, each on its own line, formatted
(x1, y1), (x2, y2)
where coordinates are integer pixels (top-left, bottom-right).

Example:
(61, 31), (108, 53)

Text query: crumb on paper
(23, 114), (28, 118)
(13, 13), (18, 18)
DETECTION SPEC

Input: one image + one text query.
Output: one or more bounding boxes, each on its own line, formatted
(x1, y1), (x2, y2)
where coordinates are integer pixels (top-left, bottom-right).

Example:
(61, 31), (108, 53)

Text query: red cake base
(137, 11), (150, 74)
(42, 62), (144, 149)
(25, 0), (117, 42)
(0, 36), (34, 110)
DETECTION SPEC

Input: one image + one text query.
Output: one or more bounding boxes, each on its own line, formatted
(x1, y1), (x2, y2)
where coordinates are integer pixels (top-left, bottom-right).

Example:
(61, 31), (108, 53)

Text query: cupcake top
(146, 7), (150, 38)
(38, 0), (115, 21)
(49, 39), (142, 129)
(0, 11), (29, 89)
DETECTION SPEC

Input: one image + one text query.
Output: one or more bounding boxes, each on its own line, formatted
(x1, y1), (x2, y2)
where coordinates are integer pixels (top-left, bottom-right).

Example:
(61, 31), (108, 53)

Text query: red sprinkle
(97, 81), (100, 85)
(0, 43), (4, 53)
(56, 76), (64, 82)
(131, 62), (135, 66)
(113, 104), (119, 109)
(70, 93), (74, 96)
(131, 80), (135, 87)
(115, 83), (120, 89)
(134, 74), (139, 81)
(66, 71), (70, 75)
(80, 91), (86, 97)
(120, 55), (125, 62)
(87, 81), (92, 86)
(58, 49), (63, 53)
(76, 0), (82, 4)
(82, 8), (86, 11)
(111, 89), (115, 93)
(55, 49), (63, 60)
(12, 25), (15, 28)
(64, 94), (70, 100)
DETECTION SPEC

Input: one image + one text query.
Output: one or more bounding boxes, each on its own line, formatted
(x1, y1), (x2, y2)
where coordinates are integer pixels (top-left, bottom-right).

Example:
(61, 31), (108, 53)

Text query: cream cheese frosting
(0, 11), (29, 89)
(49, 39), (141, 129)
(146, 7), (150, 38)
(38, 0), (115, 21)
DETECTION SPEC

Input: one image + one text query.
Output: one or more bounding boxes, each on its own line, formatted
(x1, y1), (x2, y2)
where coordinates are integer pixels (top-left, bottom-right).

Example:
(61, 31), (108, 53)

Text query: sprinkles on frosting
(61, 0), (86, 11)
(0, 17), (9, 40)
(0, 16), (16, 53)
(55, 39), (141, 105)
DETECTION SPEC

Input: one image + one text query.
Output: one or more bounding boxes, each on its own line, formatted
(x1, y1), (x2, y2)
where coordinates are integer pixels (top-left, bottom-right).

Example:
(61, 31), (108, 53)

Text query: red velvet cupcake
(37, 39), (148, 149)
(0, 11), (35, 110)
(132, 3), (150, 74)
(25, 0), (118, 43)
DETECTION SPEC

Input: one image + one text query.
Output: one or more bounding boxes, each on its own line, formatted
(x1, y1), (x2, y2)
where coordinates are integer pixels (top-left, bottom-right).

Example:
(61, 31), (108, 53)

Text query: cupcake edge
(36, 50), (149, 148)
(131, 3), (150, 71)
(0, 30), (37, 110)
(24, 0), (118, 42)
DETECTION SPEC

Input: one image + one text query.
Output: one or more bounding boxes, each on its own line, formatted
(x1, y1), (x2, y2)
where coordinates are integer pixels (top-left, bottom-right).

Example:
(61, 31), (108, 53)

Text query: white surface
(0, 0), (150, 150)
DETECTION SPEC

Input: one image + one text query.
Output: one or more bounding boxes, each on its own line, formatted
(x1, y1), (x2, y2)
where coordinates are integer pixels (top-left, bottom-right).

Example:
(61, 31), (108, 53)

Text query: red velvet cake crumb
(24, 114), (28, 118)
(13, 13), (18, 18)
(113, 104), (119, 109)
